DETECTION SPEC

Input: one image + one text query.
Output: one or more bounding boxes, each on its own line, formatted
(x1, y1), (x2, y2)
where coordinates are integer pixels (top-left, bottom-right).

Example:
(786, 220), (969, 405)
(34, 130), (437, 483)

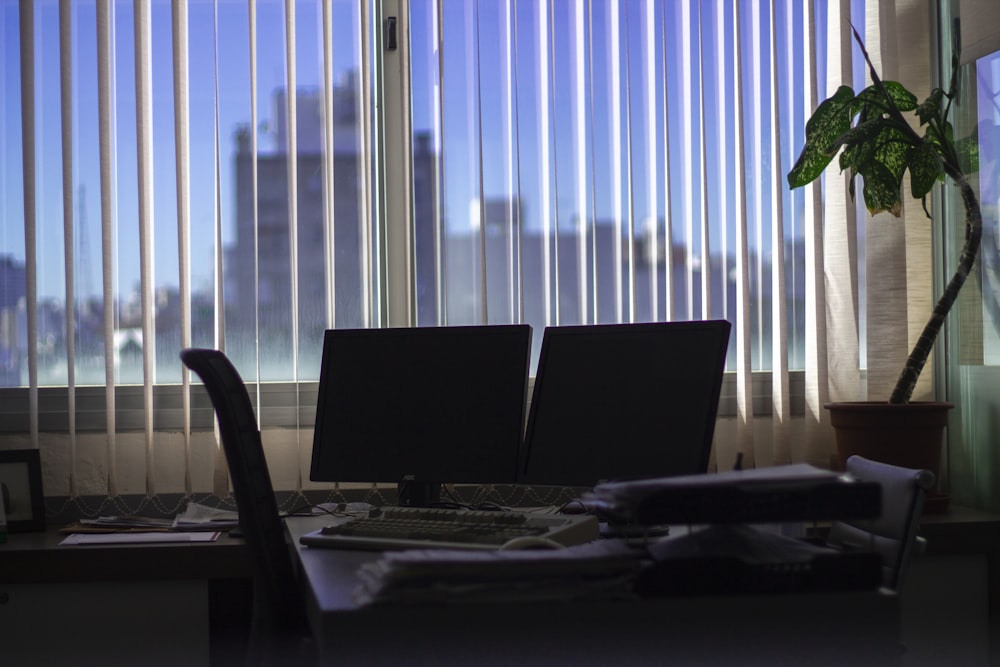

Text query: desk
(908, 505), (1000, 664)
(0, 527), (253, 583)
(0, 529), (254, 667)
(287, 516), (901, 666)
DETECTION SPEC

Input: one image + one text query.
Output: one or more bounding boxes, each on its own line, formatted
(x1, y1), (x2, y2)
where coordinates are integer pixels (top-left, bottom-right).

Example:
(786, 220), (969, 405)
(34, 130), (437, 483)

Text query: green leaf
(908, 143), (943, 200)
(915, 89), (944, 126)
(855, 81), (918, 113)
(838, 118), (890, 175)
(788, 86), (856, 188)
(872, 128), (911, 182)
(860, 160), (903, 216)
(838, 117), (891, 149)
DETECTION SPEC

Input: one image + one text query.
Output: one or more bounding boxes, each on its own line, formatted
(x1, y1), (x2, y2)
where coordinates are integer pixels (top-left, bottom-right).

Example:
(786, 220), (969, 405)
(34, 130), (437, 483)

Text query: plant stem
(889, 168), (983, 403)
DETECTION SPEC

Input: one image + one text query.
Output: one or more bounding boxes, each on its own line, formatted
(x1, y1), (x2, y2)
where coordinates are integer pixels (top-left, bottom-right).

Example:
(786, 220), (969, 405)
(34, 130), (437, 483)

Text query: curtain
(2, 0), (938, 504)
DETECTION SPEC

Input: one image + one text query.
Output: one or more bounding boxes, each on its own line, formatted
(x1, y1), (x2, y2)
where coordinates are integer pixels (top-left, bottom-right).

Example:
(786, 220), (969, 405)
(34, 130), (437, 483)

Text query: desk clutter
(583, 463), (882, 525)
(355, 538), (641, 605)
(300, 505), (599, 551)
(348, 464), (889, 606)
(56, 501), (239, 544)
(352, 525), (883, 607)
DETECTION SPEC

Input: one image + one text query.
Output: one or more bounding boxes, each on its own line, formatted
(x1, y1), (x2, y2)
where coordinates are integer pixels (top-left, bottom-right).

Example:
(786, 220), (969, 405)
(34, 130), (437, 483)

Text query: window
(4, 0), (933, 498)
(943, 0), (1000, 510)
(407, 0), (819, 371)
(1, 0), (833, 391)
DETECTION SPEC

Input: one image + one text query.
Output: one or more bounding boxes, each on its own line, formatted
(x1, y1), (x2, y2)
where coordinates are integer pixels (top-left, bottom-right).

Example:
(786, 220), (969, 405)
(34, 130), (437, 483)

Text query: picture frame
(0, 449), (46, 532)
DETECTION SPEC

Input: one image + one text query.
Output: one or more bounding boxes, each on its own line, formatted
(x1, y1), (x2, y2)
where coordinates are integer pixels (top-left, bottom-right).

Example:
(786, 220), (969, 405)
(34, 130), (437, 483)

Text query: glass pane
(944, 12), (1000, 510)
(0, 0), (26, 387)
(0, 0), (366, 389)
(224, 0), (366, 382)
(407, 0), (813, 373)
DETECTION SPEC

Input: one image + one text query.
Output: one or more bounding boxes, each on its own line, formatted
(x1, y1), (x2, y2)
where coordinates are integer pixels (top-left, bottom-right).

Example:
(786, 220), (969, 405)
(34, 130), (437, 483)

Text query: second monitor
(519, 320), (732, 488)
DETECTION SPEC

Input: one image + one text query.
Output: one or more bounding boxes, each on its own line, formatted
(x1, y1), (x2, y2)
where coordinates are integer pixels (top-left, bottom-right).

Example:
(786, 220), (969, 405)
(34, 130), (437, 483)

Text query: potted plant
(787, 28), (982, 511)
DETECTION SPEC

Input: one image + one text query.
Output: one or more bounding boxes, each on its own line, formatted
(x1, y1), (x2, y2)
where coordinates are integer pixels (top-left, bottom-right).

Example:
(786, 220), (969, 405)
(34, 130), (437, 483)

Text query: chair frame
(181, 348), (308, 663)
(827, 454), (935, 591)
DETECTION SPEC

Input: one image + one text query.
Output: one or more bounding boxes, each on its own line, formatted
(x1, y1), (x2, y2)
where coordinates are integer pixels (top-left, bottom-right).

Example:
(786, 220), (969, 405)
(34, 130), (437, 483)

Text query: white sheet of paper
(60, 531), (220, 545)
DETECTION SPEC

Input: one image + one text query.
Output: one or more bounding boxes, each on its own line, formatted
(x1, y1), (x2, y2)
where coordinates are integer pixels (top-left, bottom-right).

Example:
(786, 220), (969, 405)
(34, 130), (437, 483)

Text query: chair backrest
(180, 348), (302, 637)
(827, 455), (935, 591)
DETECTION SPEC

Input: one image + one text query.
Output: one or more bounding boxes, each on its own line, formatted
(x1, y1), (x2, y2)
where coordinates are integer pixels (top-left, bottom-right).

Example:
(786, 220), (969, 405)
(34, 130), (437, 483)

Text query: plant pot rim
(824, 401), (953, 410)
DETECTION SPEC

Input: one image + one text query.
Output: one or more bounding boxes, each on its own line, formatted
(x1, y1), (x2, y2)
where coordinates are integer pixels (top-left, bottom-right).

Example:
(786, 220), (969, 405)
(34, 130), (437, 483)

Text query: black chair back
(180, 348), (305, 660)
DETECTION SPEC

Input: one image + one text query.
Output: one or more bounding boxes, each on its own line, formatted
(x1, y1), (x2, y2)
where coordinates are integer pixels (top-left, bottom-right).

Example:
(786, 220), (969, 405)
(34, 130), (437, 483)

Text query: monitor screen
(310, 325), (532, 493)
(519, 320), (731, 488)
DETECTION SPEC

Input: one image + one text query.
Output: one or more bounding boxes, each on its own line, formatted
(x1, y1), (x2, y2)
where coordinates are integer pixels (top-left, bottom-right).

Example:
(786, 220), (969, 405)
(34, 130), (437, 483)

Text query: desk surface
(285, 515), (902, 666)
(3, 504), (997, 588)
(3, 506), (995, 665)
(0, 527), (253, 583)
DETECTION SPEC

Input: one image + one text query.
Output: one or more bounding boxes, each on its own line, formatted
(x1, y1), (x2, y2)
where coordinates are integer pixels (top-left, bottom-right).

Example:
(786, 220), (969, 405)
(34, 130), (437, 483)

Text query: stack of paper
(78, 516), (175, 531)
(172, 502), (239, 530)
(61, 531), (222, 545)
(63, 502), (239, 535)
(355, 539), (644, 606)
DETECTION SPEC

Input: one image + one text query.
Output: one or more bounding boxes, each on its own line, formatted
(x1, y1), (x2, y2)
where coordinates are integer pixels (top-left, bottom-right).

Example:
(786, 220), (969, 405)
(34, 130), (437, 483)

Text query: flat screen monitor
(519, 320), (731, 488)
(310, 325), (532, 505)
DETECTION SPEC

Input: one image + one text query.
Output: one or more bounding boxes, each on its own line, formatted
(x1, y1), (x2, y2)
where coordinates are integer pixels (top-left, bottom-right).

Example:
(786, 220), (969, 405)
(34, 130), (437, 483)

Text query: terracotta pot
(825, 401), (952, 513)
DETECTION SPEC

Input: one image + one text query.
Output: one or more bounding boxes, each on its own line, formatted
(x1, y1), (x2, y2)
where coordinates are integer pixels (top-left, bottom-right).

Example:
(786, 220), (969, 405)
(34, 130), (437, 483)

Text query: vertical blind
(3, 0), (938, 502)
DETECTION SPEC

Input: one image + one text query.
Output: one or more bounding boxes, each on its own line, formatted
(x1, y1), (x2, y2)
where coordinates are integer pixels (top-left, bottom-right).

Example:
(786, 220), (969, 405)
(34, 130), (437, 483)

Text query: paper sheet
(60, 531), (220, 545)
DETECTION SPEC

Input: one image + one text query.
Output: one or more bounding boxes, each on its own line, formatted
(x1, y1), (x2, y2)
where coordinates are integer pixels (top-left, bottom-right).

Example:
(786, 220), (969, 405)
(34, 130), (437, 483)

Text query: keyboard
(300, 506), (600, 551)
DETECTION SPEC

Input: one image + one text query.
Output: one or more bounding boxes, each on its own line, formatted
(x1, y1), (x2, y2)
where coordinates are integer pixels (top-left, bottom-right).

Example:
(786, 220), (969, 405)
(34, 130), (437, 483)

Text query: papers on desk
(76, 515), (175, 531)
(63, 502), (240, 535)
(172, 502), (240, 530)
(60, 531), (221, 545)
(633, 524), (883, 596)
(355, 539), (644, 606)
(584, 463), (881, 525)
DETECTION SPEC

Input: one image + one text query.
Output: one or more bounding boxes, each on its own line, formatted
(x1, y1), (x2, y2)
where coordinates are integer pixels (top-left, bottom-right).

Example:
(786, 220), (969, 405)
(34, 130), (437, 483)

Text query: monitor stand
(397, 481), (442, 507)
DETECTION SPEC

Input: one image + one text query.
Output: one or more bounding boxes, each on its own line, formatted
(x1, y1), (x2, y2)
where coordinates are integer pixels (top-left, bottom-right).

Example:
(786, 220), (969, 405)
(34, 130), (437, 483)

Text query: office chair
(827, 455), (935, 592)
(180, 348), (312, 667)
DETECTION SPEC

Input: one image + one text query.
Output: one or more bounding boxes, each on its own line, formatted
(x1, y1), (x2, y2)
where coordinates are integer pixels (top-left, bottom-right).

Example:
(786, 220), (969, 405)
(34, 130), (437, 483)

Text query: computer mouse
(500, 536), (566, 550)
(559, 499), (591, 515)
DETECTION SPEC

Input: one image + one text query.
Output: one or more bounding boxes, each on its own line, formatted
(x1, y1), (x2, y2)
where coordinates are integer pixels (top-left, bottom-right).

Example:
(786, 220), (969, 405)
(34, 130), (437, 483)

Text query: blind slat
(96, 0), (117, 496)
(19, 0), (38, 448)
(321, 0), (337, 329)
(133, 0), (156, 496)
(732, 0), (755, 470)
(609, 2), (623, 324)
(622, 2), (635, 323)
(696, 0), (710, 321)
(211, 1), (228, 498)
(475, 0), (489, 323)
(802, 0), (833, 466)
(59, 0), (77, 495)
(172, 0), (193, 496)
(768, 0), (791, 464)
(659, 2), (674, 321)
(572, 0), (587, 324)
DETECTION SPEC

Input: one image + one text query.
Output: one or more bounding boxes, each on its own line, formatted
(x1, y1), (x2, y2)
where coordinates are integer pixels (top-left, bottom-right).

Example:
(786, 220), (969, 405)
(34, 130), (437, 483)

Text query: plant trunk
(889, 169), (982, 404)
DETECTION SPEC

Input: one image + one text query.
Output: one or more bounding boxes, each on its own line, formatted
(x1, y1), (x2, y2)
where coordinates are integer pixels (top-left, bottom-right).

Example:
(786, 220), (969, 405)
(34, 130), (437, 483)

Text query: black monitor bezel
(309, 324), (532, 488)
(518, 319), (731, 488)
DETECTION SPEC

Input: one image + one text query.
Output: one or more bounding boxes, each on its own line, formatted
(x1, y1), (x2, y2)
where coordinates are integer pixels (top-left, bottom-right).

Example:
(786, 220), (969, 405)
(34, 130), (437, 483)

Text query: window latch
(385, 17), (398, 52)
